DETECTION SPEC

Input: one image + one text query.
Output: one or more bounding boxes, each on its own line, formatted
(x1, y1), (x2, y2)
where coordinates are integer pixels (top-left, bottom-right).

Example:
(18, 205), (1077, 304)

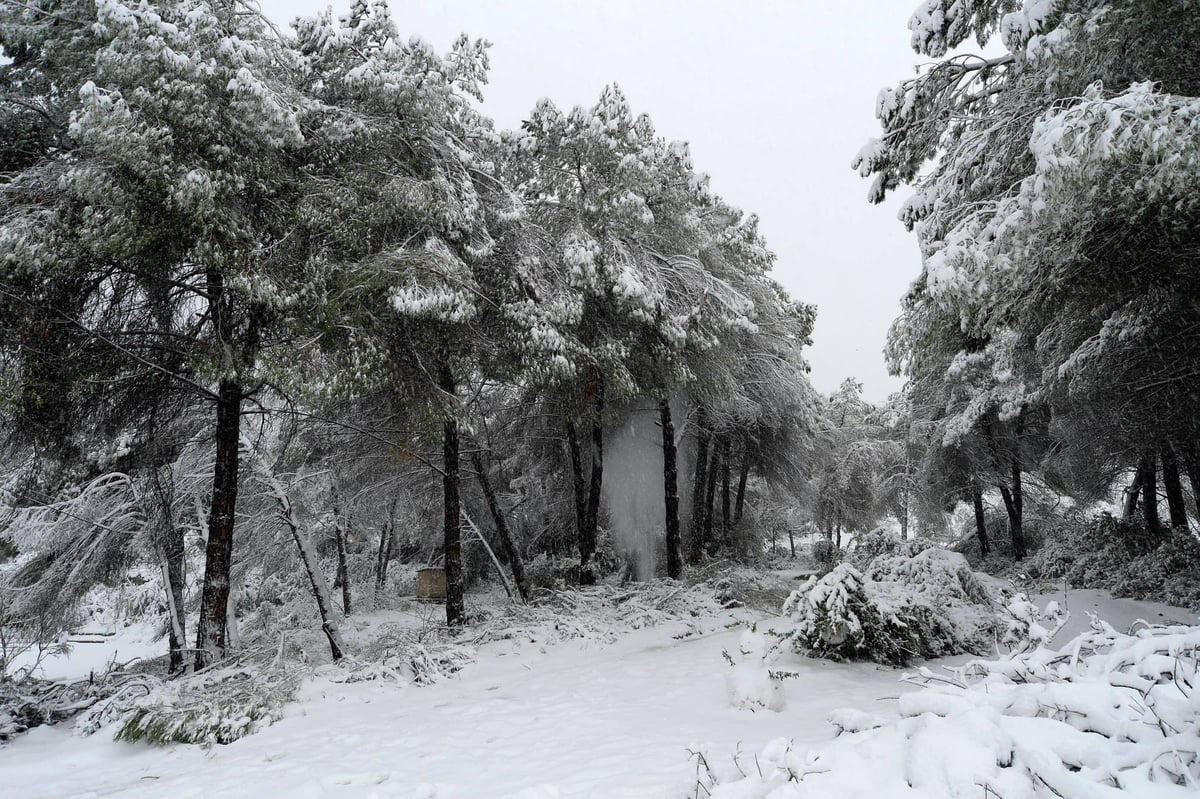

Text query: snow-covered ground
(1, 588), (1194, 798)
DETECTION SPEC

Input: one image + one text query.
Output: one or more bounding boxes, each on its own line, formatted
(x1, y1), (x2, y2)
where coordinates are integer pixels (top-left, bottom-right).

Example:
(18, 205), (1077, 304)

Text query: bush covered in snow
(847, 528), (927, 566)
(1030, 512), (1200, 609)
(782, 548), (1002, 666)
(696, 612), (1200, 798)
(107, 666), (301, 747)
(809, 538), (840, 571)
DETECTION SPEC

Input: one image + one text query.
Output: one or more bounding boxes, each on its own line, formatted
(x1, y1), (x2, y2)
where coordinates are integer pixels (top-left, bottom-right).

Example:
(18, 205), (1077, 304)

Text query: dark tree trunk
(702, 445), (719, 553)
(719, 436), (732, 546)
(331, 487), (352, 616)
(472, 450), (529, 601)
(998, 485), (1024, 561)
(374, 499), (396, 599)
(835, 514), (842, 549)
(972, 481), (990, 557)
(659, 400), (683, 579)
(1122, 464), (1146, 520)
(195, 378), (242, 669)
(440, 366), (465, 625)
(787, 527), (795, 558)
(998, 458), (1026, 560)
(688, 406), (711, 564)
(733, 447), (751, 524)
(1184, 446), (1200, 520)
(1140, 452), (1160, 538)
(566, 420), (587, 540)
(580, 377), (605, 585)
(1160, 446), (1188, 528)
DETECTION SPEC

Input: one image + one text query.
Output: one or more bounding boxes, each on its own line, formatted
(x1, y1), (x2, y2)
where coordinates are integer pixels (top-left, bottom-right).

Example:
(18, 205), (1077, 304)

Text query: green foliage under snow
(783, 546), (1003, 666)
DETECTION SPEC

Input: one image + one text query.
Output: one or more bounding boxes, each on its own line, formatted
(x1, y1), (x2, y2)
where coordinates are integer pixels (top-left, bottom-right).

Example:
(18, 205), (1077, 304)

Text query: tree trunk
(1140, 452), (1160, 537)
(719, 436), (732, 547)
(787, 527), (795, 558)
(997, 485), (1021, 560)
(331, 487), (352, 616)
(163, 528), (186, 674)
(998, 458), (1026, 560)
(471, 450), (529, 601)
(659, 399), (683, 579)
(374, 499), (395, 599)
(972, 481), (990, 557)
(151, 468), (186, 674)
(258, 465), (345, 661)
(688, 406), (711, 564)
(195, 378), (242, 669)
(580, 377), (605, 585)
(566, 420), (587, 542)
(834, 514), (842, 549)
(733, 447), (751, 524)
(1122, 464), (1146, 520)
(1160, 446), (1188, 528)
(702, 445), (719, 553)
(440, 366), (465, 625)
(1184, 446), (1200, 520)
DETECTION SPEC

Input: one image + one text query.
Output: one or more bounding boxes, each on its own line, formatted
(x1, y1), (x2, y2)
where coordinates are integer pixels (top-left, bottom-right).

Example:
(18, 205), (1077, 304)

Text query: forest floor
(0, 585), (1192, 799)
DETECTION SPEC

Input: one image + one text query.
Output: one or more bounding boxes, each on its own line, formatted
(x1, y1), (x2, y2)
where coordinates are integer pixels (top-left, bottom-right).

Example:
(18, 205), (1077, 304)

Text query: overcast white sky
(262, 0), (927, 402)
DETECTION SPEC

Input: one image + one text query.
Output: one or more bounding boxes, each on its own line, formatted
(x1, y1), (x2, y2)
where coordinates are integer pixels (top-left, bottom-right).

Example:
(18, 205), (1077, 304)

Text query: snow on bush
(105, 666), (302, 747)
(694, 612), (1200, 798)
(782, 548), (1002, 666)
(1032, 513), (1200, 610)
(724, 628), (786, 712)
(472, 581), (727, 647)
(809, 538), (839, 570)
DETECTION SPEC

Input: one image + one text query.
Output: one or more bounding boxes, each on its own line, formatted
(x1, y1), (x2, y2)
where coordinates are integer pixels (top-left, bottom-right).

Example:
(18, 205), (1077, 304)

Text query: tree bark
(719, 436), (732, 547)
(1122, 464), (1146, 520)
(702, 445), (719, 553)
(1160, 446), (1188, 528)
(998, 458), (1026, 560)
(787, 527), (795, 558)
(580, 377), (605, 585)
(566, 420), (587, 541)
(1140, 452), (1160, 537)
(331, 486), (352, 616)
(1184, 446), (1200, 521)
(440, 365), (465, 625)
(195, 378), (242, 669)
(659, 400), (683, 579)
(688, 406), (711, 564)
(471, 450), (529, 601)
(971, 481), (990, 557)
(733, 447), (751, 524)
(374, 499), (395, 599)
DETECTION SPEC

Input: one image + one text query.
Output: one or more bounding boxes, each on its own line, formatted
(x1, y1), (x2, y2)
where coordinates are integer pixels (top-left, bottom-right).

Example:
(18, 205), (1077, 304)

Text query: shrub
(108, 668), (299, 747)
(849, 528), (931, 568)
(522, 554), (579, 592)
(1030, 512), (1200, 608)
(810, 539), (840, 571)
(782, 549), (1002, 666)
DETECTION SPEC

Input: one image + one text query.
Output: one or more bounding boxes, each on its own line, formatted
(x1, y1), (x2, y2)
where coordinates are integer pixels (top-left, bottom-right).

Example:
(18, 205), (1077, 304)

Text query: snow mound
(725, 629), (786, 712)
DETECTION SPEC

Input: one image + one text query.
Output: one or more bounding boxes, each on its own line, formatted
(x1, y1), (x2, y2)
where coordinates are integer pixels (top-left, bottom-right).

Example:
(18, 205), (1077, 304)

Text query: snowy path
(1, 612), (906, 799)
(3, 589), (1190, 798)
